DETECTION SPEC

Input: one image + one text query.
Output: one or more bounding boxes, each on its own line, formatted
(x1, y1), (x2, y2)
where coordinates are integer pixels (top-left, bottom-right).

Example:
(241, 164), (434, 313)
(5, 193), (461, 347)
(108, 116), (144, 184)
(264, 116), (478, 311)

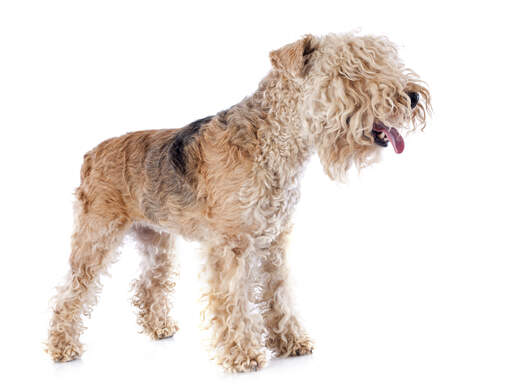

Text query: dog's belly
(139, 198), (211, 241)
(137, 171), (301, 243)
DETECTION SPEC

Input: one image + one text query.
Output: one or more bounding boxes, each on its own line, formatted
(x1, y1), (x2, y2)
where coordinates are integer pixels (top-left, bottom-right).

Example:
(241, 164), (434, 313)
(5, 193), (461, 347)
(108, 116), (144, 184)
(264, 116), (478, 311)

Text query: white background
(1, 1), (511, 386)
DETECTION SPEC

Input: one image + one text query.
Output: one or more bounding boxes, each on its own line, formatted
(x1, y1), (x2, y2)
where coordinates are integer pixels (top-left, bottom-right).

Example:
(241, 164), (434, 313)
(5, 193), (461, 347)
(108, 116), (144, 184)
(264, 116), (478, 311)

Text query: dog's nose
(407, 92), (419, 109)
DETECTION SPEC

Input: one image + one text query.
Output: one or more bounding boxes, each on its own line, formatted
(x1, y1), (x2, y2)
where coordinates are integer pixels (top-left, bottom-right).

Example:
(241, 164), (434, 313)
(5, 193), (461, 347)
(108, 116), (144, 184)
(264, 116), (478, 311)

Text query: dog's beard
(316, 138), (383, 182)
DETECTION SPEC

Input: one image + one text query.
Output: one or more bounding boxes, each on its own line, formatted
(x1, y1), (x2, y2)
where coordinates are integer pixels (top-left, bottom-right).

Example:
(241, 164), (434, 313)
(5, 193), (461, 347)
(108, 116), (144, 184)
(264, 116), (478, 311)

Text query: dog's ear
(269, 35), (317, 77)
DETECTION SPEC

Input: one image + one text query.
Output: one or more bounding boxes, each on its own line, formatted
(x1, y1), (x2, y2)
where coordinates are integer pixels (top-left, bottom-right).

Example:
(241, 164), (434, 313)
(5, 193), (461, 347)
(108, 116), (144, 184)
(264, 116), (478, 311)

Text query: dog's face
(270, 33), (431, 180)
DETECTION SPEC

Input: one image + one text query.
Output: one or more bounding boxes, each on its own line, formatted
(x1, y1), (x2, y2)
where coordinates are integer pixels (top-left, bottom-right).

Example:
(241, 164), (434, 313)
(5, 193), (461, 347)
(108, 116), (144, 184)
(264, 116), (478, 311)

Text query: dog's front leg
(261, 227), (314, 357)
(202, 236), (267, 372)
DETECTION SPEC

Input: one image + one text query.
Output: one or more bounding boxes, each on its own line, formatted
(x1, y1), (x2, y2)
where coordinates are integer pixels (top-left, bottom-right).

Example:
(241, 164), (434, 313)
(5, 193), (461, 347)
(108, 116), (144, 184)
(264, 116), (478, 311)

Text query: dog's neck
(241, 71), (313, 173)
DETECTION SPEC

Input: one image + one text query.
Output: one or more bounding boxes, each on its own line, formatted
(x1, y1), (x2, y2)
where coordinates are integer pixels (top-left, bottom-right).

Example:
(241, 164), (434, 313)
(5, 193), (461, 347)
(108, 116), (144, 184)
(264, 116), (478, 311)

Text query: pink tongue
(383, 127), (404, 154)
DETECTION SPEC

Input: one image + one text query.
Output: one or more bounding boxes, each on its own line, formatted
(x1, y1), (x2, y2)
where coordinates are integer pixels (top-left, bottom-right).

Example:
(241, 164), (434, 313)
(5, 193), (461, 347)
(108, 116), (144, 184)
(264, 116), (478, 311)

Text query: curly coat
(47, 32), (431, 372)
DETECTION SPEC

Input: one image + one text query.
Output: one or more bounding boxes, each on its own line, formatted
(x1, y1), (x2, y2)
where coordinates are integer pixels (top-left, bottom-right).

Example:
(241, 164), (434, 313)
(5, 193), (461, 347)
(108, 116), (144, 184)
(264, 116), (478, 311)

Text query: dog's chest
(239, 165), (304, 237)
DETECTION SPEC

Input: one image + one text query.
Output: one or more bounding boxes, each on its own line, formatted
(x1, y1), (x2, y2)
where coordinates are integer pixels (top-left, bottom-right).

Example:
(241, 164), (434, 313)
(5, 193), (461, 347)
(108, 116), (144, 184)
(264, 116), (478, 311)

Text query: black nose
(407, 92), (419, 109)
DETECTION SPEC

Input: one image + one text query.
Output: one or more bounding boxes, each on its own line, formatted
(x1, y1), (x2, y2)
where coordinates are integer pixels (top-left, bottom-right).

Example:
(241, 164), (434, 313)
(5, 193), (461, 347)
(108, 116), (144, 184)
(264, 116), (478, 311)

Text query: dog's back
(76, 116), (214, 237)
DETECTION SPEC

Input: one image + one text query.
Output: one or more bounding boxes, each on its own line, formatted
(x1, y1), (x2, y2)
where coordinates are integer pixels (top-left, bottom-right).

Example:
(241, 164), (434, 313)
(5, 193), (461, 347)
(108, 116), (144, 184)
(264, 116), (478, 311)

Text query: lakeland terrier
(47, 33), (431, 372)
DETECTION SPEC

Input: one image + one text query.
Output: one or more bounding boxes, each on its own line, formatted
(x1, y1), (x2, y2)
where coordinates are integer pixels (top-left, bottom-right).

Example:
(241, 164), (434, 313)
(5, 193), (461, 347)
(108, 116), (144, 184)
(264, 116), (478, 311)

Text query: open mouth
(371, 122), (405, 154)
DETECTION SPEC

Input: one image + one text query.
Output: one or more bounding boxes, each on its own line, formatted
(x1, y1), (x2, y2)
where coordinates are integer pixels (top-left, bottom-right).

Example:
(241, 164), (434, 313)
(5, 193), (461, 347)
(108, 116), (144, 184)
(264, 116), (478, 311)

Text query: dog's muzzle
(371, 123), (405, 154)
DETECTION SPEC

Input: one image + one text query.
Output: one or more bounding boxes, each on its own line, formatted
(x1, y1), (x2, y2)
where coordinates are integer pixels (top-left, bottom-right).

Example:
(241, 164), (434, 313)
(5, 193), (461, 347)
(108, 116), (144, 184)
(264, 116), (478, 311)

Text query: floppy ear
(269, 35), (316, 77)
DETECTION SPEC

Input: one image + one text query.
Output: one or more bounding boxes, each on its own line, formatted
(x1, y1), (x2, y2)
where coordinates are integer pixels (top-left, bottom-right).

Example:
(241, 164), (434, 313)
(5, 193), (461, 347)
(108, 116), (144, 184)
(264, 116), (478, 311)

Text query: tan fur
(46, 32), (431, 372)
(131, 224), (179, 339)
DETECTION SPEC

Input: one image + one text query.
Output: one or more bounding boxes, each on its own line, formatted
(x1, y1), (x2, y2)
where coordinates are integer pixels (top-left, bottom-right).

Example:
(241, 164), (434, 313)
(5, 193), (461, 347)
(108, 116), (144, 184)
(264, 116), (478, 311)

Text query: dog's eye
(407, 92), (419, 109)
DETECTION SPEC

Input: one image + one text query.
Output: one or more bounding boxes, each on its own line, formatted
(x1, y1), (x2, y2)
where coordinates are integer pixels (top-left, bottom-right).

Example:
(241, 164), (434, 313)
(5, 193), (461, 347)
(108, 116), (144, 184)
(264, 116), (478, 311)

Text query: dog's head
(270, 33), (431, 180)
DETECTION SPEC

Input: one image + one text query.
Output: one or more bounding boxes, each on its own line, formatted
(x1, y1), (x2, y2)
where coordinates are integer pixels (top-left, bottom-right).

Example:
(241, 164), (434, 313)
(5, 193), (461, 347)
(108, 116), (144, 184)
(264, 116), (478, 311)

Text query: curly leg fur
(202, 237), (267, 372)
(131, 225), (178, 339)
(262, 230), (313, 357)
(47, 202), (129, 362)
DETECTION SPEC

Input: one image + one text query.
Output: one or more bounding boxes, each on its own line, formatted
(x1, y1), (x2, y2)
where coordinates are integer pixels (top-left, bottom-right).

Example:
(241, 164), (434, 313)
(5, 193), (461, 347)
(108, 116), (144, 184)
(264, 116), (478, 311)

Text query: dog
(47, 33), (430, 372)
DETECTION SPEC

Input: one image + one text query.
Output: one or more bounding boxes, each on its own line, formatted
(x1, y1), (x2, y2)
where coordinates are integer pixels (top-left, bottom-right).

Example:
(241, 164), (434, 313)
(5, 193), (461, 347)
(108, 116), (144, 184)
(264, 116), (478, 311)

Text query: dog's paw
(218, 348), (268, 373)
(153, 321), (179, 340)
(142, 318), (179, 340)
(268, 334), (314, 358)
(288, 337), (314, 357)
(46, 339), (83, 362)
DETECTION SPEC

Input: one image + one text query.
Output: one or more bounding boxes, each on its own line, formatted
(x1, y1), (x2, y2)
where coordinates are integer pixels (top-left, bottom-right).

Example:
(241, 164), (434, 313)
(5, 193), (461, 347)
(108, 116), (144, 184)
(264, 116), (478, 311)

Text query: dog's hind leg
(131, 224), (178, 339)
(261, 228), (314, 357)
(47, 195), (130, 362)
